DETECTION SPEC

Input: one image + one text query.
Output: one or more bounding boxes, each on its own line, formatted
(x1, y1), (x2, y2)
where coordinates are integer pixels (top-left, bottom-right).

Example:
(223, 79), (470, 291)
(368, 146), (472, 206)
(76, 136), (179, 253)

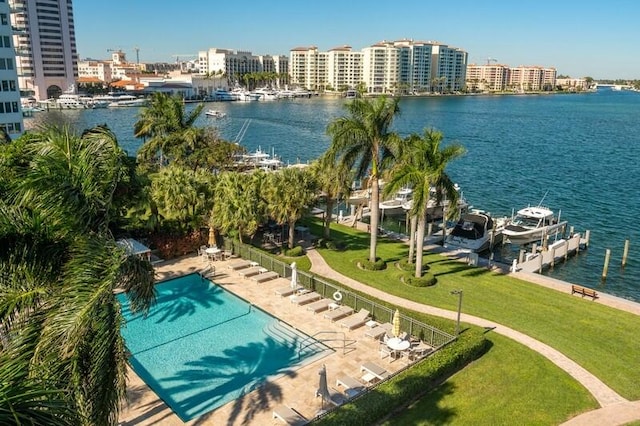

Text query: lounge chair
(290, 291), (321, 305)
(238, 266), (266, 278)
(252, 271), (279, 283)
(323, 305), (353, 322)
(364, 322), (393, 340)
(274, 285), (302, 297)
(272, 405), (308, 425)
(306, 298), (333, 314)
(228, 260), (252, 270)
(336, 375), (366, 398)
(361, 361), (390, 382)
(337, 308), (371, 330)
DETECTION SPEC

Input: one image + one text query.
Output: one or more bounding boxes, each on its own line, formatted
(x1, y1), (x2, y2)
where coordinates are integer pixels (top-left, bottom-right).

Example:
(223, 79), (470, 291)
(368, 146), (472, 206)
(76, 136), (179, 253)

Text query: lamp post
(450, 290), (463, 337)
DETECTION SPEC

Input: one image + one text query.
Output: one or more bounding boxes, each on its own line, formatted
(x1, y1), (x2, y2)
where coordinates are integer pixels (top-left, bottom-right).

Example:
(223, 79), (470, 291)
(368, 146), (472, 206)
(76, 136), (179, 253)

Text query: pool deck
(118, 254), (410, 425)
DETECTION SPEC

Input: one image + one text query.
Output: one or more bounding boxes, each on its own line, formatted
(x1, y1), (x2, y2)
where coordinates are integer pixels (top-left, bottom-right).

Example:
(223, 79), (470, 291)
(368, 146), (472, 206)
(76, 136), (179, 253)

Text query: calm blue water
(32, 89), (640, 301)
(117, 273), (324, 421)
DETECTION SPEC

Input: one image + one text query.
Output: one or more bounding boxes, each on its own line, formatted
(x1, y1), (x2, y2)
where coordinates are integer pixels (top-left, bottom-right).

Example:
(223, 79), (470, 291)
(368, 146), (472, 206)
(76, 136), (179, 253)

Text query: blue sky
(74, 0), (640, 80)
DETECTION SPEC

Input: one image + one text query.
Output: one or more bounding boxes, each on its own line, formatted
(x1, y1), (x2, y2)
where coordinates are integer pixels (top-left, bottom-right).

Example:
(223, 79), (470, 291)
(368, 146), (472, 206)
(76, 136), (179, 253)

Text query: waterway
(24, 88), (640, 301)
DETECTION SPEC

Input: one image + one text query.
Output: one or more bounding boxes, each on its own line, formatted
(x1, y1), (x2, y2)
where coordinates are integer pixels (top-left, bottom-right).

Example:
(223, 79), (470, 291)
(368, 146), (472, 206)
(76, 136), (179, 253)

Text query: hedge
(312, 330), (489, 425)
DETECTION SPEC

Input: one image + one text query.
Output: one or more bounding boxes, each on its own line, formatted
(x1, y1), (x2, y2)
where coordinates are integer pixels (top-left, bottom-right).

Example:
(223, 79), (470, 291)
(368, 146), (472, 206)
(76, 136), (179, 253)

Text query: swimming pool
(118, 273), (330, 421)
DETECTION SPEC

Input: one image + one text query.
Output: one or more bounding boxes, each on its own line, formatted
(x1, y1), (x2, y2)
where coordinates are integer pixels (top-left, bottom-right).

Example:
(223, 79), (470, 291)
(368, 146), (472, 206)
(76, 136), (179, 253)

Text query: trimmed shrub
(283, 245), (305, 257)
(316, 238), (347, 251)
(314, 330), (489, 425)
(404, 272), (437, 287)
(358, 257), (387, 271)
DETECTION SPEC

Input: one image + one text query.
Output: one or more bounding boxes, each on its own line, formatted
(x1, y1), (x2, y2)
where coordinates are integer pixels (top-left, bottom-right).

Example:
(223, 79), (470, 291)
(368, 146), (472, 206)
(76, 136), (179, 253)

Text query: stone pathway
(305, 247), (640, 425)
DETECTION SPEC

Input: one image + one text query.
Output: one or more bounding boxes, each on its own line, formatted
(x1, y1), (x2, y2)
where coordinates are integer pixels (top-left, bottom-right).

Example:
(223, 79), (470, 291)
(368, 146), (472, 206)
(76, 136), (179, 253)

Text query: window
(0, 14), (6, 26)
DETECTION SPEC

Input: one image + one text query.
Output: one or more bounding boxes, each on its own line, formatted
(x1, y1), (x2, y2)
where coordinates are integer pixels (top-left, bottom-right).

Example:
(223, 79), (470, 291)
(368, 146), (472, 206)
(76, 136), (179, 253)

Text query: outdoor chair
(337, 308), (371, 330)
(323, 305), (353, 322)
(252, 271), (279, 283)
(272, 405), (308, 425)
(335, 375), (367, 398)
(306, 298), (333, 314)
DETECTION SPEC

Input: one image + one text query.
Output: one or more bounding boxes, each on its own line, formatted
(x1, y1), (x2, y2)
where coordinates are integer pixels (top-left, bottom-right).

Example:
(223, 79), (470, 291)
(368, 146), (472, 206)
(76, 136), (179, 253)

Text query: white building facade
(0, 0), (23, 137)
(9, 0), (78, 100)
(290, 39), (467, 94)
(198, 48), (289, 88)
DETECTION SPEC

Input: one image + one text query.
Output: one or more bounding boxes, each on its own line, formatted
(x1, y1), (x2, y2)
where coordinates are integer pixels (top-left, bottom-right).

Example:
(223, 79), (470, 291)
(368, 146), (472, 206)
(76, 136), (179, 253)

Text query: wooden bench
(571, 285), (598, 299)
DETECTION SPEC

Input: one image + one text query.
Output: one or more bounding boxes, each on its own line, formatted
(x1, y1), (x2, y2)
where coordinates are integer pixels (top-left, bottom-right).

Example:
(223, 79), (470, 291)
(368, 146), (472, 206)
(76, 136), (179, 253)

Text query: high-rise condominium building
(9, 0), (78, 101)
(0, 0), (23, 138)
(466, 64), (557, 92)
(290, 39), (467, 94)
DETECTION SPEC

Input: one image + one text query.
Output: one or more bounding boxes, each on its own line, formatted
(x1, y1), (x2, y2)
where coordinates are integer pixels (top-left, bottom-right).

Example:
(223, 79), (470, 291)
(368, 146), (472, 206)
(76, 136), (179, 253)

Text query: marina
(22, 88), (640, 302)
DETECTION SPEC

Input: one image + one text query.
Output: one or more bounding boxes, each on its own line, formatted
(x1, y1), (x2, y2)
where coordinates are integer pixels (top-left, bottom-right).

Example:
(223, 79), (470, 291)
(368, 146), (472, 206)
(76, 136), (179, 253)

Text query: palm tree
(311, 156), (353, 239)
(385, 128), (465, 277)
(326, 96), (401, 263)
(265, 167), (317, 249)
(212, 171), (266, 243)
(134, 92), (204, 169)
(0, 125), (156, 425)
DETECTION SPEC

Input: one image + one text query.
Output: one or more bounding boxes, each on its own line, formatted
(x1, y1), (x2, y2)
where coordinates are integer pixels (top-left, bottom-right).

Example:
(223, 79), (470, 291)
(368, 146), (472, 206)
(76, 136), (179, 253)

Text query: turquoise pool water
(118, 273), (328, 421)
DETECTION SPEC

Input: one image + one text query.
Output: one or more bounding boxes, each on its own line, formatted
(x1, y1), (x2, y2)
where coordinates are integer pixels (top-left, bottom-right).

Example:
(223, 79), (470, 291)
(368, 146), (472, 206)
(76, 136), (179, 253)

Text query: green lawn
(381, 333), (597, 425)
(306, 219), (640, 400)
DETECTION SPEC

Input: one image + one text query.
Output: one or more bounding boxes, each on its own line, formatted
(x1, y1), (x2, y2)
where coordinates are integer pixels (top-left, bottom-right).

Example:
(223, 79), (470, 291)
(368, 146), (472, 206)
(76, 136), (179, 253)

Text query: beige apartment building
(198, 48), (288, 88)
(290, 39), (467, 94)
(466, 63), (557, 92)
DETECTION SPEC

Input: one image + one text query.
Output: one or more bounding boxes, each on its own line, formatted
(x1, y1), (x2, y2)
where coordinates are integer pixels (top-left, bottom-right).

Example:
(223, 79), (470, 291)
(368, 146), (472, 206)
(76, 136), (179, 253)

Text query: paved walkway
(305, 247), (640, 425)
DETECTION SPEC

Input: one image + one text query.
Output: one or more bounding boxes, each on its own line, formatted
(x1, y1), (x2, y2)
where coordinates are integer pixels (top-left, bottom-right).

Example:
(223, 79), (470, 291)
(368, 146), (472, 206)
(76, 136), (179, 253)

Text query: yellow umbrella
(208, 227), (216, 247)
(392, 309), (401, 338)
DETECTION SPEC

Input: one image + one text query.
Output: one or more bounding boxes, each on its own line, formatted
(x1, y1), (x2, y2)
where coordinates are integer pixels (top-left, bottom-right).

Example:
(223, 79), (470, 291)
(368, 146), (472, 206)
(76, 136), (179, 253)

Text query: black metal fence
(229, 240), (455, 349)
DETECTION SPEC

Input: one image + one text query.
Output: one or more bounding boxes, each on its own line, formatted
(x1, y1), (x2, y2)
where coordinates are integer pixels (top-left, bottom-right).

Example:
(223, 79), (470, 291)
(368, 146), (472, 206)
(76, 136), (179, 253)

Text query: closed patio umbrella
(392, 309), (401, 338)
(317, 364), (330, 411)
(208, 227), (216, 247)
(290, 262), (298, 289)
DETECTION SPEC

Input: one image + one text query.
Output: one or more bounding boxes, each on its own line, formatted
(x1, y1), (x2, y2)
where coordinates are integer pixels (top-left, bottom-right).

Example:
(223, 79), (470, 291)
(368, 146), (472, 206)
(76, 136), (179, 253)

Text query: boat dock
(513, 231), (590, 273)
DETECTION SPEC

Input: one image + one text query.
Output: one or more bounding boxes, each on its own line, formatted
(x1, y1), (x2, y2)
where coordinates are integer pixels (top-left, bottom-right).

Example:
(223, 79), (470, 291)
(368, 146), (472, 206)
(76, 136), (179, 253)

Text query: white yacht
(502, 205), (567, 245)
(401, 184), (469, 220)
(55, 94), (86, 109)
(108, 95), (147, 107)
(444, 211), (507, 253)
(379, 187), (412, 215)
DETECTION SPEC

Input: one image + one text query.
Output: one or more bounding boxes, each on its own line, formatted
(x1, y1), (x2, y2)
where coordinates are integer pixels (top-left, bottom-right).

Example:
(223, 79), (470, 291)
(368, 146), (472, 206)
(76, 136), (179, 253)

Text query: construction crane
(486, 57), (497, 65)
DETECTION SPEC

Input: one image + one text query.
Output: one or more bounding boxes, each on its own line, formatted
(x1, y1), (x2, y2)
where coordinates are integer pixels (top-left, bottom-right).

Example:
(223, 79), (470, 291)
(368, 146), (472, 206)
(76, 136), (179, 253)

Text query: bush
(403, 272), (437, 287)
(314, 330), (489, 425)
(358, 257), (387, 271)
(316, 238), (347, 251)
(282, 245), (305, 257)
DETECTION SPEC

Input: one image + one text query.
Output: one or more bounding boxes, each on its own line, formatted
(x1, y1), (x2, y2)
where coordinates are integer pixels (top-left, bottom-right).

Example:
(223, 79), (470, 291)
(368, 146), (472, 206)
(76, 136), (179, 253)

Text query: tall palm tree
(326, 96), (401, 263)
(134, 92), (204, 169)
(0, 125), (156, 425)
(265, 167), (317, 249)
(311, 156), (353, 239)
(385, 128), (465, 277)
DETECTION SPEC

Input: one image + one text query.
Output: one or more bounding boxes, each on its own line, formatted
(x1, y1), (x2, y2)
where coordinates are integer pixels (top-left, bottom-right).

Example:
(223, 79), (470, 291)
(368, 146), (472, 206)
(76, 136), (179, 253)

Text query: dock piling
(602, 248), (611, 281)
(622, 239), (630, 267)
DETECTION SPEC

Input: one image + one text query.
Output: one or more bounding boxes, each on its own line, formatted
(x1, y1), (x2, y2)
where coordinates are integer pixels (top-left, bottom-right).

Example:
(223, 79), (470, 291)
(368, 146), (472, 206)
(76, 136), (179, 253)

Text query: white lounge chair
(336, 375), (366, 398)
(364, 322), (393, 340)
(360, 361), (390, 382)
(238, 266), (266, 278)
(252, 271), (279, 283)
(290, 291), (321, 305)
(337, 308), (371, 330)
(228, 260), (252, 270)
(306, 298), (333, 314)
(323, 305), (353, 322)
(274, 285), (302, 297)
(272, 405), (308, 425)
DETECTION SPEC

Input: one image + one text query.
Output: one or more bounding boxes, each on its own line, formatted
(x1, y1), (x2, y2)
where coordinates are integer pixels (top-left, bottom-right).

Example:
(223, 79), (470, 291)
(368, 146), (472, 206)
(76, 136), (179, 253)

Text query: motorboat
(108, 95), (147, 107)
(55, 94), (86, 109)
(444, 211), (507, 253)
(401, 184), (469, 220)
(502, 205), (567, 245)
(379, 187), (412, 215)
(345, 89), (358, 99)
(205, 109), (226, 118)
(212, 88), (234, 101)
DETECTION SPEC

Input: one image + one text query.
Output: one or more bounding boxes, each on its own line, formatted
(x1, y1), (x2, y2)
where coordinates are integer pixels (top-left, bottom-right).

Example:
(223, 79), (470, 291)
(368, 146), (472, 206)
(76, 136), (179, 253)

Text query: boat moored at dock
(444, 210), (507, 253)
(502, 205), (567, 245)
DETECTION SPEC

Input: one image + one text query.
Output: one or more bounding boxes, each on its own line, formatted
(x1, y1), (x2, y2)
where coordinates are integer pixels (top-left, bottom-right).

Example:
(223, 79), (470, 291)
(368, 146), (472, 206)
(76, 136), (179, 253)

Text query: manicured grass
(307, 219), (640, 400)
(381, 333), (597, 425)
